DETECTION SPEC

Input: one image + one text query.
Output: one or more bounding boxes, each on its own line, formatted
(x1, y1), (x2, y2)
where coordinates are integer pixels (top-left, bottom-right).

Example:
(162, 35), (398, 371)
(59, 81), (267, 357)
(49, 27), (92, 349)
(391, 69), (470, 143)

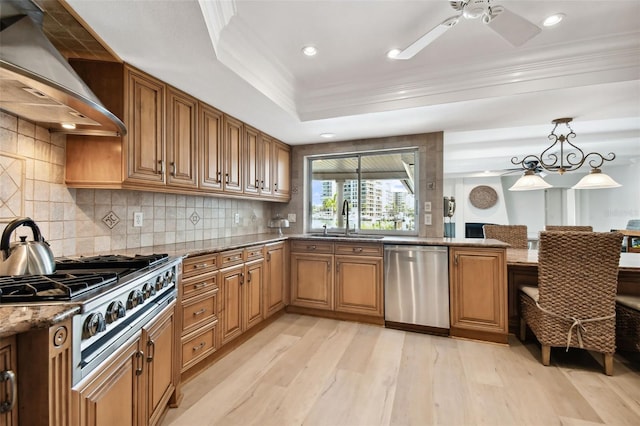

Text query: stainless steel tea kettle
(0, 217), (55, 275)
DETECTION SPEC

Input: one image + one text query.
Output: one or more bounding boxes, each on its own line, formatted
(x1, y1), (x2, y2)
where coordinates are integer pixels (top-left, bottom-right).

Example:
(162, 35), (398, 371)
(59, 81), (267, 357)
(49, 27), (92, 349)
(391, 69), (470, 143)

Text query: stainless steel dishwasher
(384, 245), (450, 335)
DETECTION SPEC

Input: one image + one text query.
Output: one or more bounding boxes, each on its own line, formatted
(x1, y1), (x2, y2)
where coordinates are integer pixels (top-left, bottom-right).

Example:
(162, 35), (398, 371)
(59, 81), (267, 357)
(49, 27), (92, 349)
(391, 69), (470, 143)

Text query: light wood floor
(163, 314), (640, 426)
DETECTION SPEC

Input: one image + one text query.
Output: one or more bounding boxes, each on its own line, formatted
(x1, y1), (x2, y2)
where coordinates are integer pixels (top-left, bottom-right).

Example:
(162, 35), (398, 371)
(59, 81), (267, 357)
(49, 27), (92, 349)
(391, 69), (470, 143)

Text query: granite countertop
(0, 304), (80, 339)
(287, 234), (510, 248)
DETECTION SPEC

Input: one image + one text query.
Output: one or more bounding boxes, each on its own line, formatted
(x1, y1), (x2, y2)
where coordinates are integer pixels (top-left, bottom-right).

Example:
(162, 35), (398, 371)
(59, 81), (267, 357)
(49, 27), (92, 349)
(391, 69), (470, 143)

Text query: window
(308, 149), (417, 234)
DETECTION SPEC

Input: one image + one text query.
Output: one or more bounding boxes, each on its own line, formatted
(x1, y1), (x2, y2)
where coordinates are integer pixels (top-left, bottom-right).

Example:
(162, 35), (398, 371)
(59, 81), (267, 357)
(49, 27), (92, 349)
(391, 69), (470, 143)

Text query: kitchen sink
(308, 233), (384, 239)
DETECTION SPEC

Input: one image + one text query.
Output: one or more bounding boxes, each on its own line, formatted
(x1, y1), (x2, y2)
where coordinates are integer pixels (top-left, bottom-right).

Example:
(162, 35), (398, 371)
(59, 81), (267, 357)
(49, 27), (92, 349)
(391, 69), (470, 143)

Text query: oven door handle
(146, 339), (155, 363)
(0, 370), (16, 414)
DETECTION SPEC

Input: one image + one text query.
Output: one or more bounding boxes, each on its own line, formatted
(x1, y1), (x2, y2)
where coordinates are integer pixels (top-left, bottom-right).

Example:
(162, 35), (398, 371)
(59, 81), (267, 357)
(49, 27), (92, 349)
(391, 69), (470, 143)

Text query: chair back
(537, 231), (623, 320)
(545, 225), (593, 232)
(483, 224), (528, 249)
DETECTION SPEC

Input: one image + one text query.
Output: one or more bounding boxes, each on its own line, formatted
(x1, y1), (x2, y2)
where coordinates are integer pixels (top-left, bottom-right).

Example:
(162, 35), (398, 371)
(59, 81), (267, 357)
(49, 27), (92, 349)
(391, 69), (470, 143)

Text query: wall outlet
(424, 213), (432, 225)
(287, 213), (296, 223)
(133, 212), (143, 227)
(424, 201), (432, 212)
(234, 213), (240, 224)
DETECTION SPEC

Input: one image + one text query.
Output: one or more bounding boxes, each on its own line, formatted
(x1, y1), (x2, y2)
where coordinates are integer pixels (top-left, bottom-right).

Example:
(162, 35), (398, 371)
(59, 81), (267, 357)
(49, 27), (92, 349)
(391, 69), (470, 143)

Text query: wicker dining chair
(483, 224), (528, 249)
(519, 231), (623, 375)
(545, 225), (593, 232)
(615, 295), (640, 352)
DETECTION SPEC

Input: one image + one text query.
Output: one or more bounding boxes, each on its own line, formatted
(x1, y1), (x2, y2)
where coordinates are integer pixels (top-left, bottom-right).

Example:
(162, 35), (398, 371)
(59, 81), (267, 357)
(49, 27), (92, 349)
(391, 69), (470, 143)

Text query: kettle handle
(0, 217), (44, 257)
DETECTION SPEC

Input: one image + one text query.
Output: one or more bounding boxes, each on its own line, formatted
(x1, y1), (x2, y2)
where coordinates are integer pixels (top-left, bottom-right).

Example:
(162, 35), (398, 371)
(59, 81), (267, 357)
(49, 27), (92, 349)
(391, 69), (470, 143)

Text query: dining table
(505, 248), (640, 333)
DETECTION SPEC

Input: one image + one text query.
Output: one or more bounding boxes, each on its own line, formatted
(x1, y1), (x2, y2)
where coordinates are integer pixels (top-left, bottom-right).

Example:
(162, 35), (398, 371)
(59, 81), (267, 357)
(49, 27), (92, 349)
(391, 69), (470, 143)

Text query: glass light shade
(508, 170), (553, 191)
(571, 168), (622, 189)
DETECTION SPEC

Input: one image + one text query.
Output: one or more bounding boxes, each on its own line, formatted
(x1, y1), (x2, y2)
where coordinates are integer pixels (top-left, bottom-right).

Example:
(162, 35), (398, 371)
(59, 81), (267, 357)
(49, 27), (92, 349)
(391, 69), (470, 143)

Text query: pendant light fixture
(509, 118), (621, 191)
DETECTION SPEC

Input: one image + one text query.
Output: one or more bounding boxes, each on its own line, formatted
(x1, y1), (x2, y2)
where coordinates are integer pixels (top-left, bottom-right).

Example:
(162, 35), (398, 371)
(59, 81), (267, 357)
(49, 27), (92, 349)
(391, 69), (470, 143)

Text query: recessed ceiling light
(301, 45), (317, 56)
(387, 48), (401, 59)
(320, 133), (335, 139)
(61, 123), (76, 130)
(543, 13), (565, 27)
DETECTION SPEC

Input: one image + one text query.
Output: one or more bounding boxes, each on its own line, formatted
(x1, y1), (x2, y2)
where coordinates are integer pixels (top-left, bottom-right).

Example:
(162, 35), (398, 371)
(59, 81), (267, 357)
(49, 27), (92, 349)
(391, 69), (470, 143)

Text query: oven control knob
(106, 301), (126, 323)
(166, 270), (175, 284)
(155, 275), (165, 291)
(127, 289), (144, 309)
(83, 313), (106, 339)
(142, 283), (155, 299)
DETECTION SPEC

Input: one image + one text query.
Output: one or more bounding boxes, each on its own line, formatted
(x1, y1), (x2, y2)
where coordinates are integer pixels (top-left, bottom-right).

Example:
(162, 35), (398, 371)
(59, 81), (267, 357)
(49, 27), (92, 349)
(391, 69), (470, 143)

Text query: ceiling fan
(393, 0), (542, 60)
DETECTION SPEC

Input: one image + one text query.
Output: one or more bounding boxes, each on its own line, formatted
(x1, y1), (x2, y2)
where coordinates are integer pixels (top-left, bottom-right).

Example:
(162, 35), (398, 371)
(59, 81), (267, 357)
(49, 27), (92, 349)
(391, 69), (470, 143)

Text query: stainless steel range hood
(0, 0), (126, 136)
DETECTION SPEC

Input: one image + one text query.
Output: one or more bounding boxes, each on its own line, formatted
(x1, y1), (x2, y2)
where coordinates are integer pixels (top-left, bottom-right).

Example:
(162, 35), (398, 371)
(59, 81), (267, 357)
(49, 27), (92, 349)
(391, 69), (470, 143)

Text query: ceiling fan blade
(486, 7), (541, 47)
(394, 15), (460, 60)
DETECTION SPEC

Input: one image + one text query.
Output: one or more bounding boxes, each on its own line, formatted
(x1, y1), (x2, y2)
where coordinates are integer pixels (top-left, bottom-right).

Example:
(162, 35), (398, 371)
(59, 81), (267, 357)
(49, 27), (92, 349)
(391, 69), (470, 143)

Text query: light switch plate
(424, 213), (432, 225)
(424, 201), (431, 212)
(288, 213), (297, 223)
(234, 213), (240, 224)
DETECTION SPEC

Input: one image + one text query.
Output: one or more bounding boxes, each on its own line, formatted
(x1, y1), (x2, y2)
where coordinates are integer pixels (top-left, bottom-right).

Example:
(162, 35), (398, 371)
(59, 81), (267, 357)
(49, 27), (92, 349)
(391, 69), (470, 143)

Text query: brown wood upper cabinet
(66, 60), (291, 201)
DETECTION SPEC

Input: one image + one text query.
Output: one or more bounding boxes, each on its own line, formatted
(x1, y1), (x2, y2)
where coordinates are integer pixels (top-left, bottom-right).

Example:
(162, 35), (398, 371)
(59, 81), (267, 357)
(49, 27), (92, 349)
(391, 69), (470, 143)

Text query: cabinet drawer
(182, 290), (218, 334)
(334, 242), (383, 257)
(244, 245), (264, 261)
(181, 323), (217, 371)
(291, 240), (334, 254)
(220, 249), (244, 268)
(183, 253), (219, 278)
(182, 272), (218, 300)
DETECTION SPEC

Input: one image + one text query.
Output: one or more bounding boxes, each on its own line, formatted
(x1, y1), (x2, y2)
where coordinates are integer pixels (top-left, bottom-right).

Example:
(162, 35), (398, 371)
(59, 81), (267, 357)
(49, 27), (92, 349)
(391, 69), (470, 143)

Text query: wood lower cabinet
(290, 240), (383, 318)
(0, 335), (17, 426)
(449, 247), (508, 344)
(72, 302), (176, 426)
(180, 254), (220, 373)
(219, 248), (265, 346)
(18, 319), (72, 426)
(290, 252), (334, 310)
(264, 242), (287, 318)
(335, 255), (383, 317)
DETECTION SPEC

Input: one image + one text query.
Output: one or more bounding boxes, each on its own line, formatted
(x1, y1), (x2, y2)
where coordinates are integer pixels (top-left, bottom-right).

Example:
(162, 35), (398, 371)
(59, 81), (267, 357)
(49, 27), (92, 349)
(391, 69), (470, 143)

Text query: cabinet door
(335, 255), (383, 317)
(124, 66), (165, 184)
(290, 253), (333, 310)
(264, 243), (285, 317)
(244, 125), (260, 194)
(260, 134), (273, 196)
(222, 115), (243, 193)
(449, 248), (508, 343)
(244, 260), (264, 331)
(143, 302), (176, 426)
(220, 266), (244, 345)
(166, 88), (197, 188)
(72, 334), (143, 426)
(0, 336), (17, 426)
(199, 103), (224, 191)
(273, 141), (290, 199)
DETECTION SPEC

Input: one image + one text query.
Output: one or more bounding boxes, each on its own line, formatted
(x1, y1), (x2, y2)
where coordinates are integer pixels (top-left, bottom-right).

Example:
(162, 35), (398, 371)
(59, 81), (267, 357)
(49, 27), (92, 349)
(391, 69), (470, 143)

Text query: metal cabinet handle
(327, 261), (330, 272)
(353, 247), (363, 253)
(194, 263), (208, 269)
(267, 252), (271, 262)
(135, 350), (144, 376)
(261, 180), (265, 190)
(194, 282), (208, 289)
(158, 160), (165, 174)
(193, 308), (207, 316)
(0, 370), (16, 414)
(240, 272), (245, 284)
(336, 262), (340, 272)
(247, 271), (252, 283)
(274, 182), (278, 192)
(225, 173), (230, 183)
(455, 254), (459, 266)
(307, 245), (316, 250)
(193, 342), (206, 352)
(255, 179), (260, 188)
(170, 162), (176, 176)
(147, 339), (155, 362)
(217, 172), (221, 183)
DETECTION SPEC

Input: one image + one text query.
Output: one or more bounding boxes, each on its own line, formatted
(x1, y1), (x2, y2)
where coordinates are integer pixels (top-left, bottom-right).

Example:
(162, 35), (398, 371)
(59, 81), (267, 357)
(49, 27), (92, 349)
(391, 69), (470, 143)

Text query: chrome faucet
(341, 200), (350, 235)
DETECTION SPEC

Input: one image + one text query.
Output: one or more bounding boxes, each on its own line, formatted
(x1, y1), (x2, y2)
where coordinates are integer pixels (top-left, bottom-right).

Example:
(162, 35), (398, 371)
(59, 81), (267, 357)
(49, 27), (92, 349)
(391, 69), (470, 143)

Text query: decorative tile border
(0, 152), (25, 221)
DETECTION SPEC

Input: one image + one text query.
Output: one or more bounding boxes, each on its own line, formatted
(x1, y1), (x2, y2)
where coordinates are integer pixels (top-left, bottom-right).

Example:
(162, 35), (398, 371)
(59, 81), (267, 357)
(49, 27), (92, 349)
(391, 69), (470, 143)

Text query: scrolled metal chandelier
(508, 118), (621, 191)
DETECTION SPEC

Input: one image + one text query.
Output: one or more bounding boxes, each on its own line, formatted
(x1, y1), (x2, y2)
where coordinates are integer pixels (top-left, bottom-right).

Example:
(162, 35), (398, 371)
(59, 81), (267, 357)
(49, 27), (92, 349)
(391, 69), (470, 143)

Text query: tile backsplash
(0, 112), (273, 257)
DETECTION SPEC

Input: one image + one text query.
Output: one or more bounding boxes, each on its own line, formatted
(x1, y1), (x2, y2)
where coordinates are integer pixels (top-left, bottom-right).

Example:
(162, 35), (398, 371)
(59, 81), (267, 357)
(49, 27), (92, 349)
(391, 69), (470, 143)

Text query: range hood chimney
(0, 0), (126, 136)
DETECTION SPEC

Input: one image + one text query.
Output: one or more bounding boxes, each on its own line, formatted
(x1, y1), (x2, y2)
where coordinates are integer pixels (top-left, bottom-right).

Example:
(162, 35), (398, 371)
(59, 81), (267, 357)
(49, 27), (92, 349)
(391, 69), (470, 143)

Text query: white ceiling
(65, 0), (640, 177)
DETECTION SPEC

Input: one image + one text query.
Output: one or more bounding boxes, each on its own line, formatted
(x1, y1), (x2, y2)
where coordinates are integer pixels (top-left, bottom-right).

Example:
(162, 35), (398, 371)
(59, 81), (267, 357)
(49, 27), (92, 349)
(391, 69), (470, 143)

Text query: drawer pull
(135, 350), (144, 376)
(352, 247), (363, 253)
(194, 263), (208, 269)
(307, 245), (316, 250)
(192, 342), (206, 352)
(194, 282), (209, 289)
(193, 308), (207, 316)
